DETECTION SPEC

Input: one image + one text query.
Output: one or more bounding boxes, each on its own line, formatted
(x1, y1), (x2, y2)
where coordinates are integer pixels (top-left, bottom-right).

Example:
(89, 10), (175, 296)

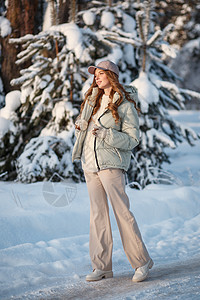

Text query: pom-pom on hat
(88, 60), (119, 76)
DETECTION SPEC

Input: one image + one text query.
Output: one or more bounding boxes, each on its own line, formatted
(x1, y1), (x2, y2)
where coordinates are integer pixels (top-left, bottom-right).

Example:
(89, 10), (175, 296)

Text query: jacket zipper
(93, 111), (108, 171)
(94, 137), (100, 171)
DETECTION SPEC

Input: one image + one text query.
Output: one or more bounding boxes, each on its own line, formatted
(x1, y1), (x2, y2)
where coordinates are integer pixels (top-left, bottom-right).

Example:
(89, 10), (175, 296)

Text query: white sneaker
(86, 269), (113, 282)
(132, 259), (154, 282)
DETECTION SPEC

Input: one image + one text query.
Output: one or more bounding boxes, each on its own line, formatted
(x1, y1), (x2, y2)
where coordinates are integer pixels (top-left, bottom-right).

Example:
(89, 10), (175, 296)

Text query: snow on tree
(0, 15), (12, 108)
(78, 0), (140, 84)
(0, 90), (22, 179)
(2, 28), (82, 182)
(154, 1), (200, 107)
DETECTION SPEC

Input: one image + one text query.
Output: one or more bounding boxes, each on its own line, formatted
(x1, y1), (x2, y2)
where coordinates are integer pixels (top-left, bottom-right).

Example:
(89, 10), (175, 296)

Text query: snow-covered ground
(0, 110), (200, 300)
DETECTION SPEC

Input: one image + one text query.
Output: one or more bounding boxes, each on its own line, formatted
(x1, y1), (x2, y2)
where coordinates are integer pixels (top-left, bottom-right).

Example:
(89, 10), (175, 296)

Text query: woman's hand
(92, 124), (107, 139)
(75, 118), (88, 131)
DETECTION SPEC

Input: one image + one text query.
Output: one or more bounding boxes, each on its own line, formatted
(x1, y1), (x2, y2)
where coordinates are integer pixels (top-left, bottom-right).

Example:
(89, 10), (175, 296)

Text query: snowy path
(11, 255), (200, 300)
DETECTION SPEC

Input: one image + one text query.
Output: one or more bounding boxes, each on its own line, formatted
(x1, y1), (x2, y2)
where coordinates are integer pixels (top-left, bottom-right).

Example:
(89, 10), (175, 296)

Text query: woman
(72, 60), (153, 282)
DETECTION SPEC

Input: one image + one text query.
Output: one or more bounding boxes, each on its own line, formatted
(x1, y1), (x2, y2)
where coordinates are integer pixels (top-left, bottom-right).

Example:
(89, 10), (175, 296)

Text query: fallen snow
(0, 110), (200, 299)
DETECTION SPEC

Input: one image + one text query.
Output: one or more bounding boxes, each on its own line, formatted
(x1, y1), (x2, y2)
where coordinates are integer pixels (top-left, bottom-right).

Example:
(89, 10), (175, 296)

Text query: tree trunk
(58, 0), (84, 24)
(0, 0), (39, 94)
(23, 0), (38, 35)
(69, 0), (77, 23)
(58, 0), (70, 24)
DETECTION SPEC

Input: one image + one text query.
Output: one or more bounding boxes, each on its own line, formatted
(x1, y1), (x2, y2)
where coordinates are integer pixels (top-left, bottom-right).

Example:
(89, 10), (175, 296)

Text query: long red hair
(81, 70), (139, 123)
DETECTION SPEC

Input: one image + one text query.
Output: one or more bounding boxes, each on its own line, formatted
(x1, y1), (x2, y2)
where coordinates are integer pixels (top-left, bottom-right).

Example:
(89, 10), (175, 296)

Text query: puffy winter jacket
(72, 85), (140, 172)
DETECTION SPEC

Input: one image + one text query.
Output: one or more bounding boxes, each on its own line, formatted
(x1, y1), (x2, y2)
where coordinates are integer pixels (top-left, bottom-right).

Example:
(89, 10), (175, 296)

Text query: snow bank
(0, 183), (199, 250)
(0, 182), (200, 299)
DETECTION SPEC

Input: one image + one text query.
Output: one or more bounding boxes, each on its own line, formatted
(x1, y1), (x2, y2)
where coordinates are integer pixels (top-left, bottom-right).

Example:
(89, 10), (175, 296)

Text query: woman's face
(94, 69), (111, 90)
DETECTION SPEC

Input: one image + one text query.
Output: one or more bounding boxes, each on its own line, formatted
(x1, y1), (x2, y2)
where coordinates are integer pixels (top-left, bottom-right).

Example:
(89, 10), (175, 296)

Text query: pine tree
(5, 30), (82, 182)
(121, 0), (200, 187)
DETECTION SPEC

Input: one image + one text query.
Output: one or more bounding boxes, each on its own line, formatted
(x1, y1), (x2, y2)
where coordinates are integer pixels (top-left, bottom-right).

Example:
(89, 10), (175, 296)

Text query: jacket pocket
(98, 140), (121, 161)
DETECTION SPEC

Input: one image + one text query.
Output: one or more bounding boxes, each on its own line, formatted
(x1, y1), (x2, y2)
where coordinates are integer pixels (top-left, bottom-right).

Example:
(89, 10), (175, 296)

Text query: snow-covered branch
(99, 30), (141, 47)
(147, 30), (162, 46)
(180, 88), (200, 100)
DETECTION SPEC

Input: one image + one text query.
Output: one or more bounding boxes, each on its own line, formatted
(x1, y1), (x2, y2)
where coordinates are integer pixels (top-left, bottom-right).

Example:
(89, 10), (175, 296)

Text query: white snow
(5, 90), (21, 112)
(95, 47), (123, 70)
(122, 13), (136, 33)
(161, 43), (177, 58)
(175, 16), (186, 29)
(0, 91), (21, 118)
(146, 128), (176, 148)
(21, 86), (33, 104)
(81, 77), (93, 98)
(82, 11), (95, 26)
(132, 71), (159, 113)
(123, 44), (136, 67)
(50, 23), (84, 59)
(0, 16), (11, 37)
(0, 116), (10, 136)
(42, 1), (52, 31)
(0, 111), (200, 299)
(101, 11), (115, 29)
(0, 91), (21, 136)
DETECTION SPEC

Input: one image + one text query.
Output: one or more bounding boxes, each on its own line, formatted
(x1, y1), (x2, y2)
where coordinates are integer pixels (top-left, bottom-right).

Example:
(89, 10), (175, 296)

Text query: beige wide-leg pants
(84, 168), (150, 272)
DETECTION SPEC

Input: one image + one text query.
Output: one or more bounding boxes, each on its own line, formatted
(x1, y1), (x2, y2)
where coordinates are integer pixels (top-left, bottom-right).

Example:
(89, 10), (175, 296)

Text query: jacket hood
(124, 85), (138, 105)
